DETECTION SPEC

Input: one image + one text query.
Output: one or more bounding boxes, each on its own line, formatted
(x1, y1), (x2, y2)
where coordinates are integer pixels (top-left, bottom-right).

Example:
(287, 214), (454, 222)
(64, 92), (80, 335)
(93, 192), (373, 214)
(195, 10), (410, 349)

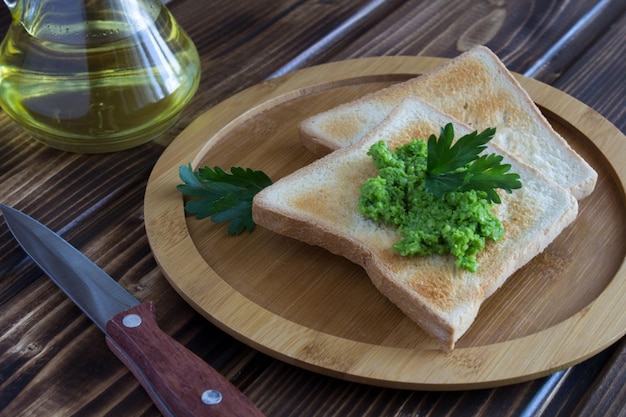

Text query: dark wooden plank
(313, 0), (626, 76)
(245, 360), (589, 417)
(166, 0), (407, 128)
(1, 0), (624, 416)
(0, 144), (162, 299)
(532, 347), (619, 416)
(551, 10), (626, 131)
(570, 340), (626, 417)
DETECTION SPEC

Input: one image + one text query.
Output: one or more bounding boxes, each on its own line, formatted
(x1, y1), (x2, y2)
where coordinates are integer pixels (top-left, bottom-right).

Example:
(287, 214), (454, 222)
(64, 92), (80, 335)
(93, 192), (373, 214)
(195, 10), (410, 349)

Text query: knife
(1, 204), (265, 417)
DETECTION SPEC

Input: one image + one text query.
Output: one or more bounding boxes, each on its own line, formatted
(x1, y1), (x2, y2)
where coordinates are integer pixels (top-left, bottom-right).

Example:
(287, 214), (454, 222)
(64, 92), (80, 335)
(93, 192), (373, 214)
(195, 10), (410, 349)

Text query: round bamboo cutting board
(144, 56), (626, 390)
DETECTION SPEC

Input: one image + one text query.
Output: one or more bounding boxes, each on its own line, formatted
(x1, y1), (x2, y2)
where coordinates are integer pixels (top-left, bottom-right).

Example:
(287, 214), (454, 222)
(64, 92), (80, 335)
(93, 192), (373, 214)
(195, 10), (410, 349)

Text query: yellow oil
(0, 4), (200, 152)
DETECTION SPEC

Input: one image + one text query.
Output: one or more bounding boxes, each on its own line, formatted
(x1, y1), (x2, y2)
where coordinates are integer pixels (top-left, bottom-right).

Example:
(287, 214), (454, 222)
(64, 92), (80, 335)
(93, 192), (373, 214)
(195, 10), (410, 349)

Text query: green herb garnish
(177, 164), (272, 235)
(425, 123), (522, 203)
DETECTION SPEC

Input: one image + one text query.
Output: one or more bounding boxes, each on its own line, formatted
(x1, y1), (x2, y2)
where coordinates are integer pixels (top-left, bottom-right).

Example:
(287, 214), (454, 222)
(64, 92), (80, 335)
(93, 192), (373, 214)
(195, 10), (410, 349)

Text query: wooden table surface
(1, 1), (625, 416)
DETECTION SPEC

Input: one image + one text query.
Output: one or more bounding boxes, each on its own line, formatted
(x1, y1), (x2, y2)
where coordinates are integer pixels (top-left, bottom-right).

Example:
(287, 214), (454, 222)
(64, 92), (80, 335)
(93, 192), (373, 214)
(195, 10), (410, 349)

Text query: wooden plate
(144, 56), (626, 390)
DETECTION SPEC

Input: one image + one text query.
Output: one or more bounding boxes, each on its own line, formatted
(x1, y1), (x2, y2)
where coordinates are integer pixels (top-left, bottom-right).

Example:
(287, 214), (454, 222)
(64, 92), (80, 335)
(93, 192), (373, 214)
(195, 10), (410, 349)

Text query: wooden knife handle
(105, 302), (265, 417)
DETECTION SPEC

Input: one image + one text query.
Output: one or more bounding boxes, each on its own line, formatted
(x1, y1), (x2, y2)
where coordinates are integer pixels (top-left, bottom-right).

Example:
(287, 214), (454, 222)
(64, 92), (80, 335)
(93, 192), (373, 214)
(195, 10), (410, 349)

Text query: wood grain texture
(144, 56), (626, 389)
(164, 0), (408, 129)
(0, 0), (624, 416)
(553, 9), (626, 132)
(303, 0), (626, 73)
(569, 339), (626, 417)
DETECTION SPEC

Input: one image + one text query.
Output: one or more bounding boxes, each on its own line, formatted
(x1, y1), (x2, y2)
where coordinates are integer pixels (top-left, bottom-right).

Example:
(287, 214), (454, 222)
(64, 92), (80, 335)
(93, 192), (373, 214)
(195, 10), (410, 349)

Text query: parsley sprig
(177, 164), (272, 235)
(425, 123), (522, 203)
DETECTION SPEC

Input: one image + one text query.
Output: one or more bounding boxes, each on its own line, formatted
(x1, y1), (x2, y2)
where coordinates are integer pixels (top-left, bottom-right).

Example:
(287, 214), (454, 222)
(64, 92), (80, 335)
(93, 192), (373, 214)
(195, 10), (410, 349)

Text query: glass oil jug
(0, 0), (200, 152)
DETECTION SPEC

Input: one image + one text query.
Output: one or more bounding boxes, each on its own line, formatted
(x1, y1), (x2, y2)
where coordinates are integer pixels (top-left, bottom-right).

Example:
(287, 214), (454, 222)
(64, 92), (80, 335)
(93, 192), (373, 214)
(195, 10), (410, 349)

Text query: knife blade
(1, 204), (265, 417)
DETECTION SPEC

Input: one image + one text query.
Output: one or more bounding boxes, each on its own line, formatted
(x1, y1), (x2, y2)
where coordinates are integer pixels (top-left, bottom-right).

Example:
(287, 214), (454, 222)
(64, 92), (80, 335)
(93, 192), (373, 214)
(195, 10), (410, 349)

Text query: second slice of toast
(300, 46), (597, 200)
(253, 97), (578, 349)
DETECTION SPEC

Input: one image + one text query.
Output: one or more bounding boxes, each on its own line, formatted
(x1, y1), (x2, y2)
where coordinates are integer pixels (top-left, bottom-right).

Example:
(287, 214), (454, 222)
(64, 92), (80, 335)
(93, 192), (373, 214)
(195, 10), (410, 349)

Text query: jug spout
(3, 0), (18, 13)
(3, 0), (29, 14)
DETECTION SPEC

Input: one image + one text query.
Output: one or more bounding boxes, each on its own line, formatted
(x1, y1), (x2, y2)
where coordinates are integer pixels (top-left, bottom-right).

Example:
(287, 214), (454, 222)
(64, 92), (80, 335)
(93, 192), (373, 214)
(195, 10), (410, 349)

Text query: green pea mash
(359, 140), (504, 272)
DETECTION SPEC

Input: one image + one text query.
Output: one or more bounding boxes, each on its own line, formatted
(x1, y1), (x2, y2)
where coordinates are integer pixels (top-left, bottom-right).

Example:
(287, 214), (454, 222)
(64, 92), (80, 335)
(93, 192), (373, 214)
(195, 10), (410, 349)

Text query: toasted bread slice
(300, 46), (597, 200)
(254, 97), (578, 349)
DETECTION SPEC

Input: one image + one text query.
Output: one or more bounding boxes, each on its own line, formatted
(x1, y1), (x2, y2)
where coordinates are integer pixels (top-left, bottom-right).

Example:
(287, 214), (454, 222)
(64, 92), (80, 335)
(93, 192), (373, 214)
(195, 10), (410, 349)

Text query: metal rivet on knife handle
(122, 314), (142, 328)
(201, 389), (223, 405)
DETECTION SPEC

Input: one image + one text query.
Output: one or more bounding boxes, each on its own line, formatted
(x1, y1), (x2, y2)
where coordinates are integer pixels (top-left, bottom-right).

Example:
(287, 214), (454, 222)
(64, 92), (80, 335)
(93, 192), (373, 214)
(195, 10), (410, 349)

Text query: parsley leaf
(177, 164), (273, 235)
(425, 123), (522, 203)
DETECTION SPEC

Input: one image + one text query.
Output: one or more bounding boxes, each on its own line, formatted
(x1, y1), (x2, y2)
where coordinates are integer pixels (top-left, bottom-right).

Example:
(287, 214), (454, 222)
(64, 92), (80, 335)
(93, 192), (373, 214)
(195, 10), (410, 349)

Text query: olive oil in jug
(0, 0), (200, 152)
